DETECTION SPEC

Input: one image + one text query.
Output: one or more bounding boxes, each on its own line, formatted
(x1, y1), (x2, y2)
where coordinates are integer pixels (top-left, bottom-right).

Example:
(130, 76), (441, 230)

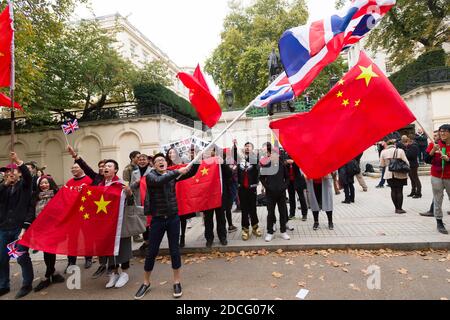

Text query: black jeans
(408, 167), (422, 195)
(391, 186), (404, 210)
(43, 252), (56, 279)
(67, 256), (92, 265)
(288, 182), (308, 217)
(239, 187), (258, 229)
(266, 191), (289, 234)
(0, 228), (34, 289)
(144, 215), (181, 272)
(204, 207), (227, 242)
(225, 201), (234, 228)
(343, 183), (355, 202)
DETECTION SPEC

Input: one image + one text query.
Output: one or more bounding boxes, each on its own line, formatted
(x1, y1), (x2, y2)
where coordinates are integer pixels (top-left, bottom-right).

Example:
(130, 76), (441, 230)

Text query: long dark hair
(165, 147), (182, 167)
(37, 175), (59, 194)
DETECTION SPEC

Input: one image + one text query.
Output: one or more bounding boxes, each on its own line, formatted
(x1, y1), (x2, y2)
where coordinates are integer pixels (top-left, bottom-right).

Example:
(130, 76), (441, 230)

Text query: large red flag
(0, 92), (22, 110)
(174, 158), (222, 215)
(270, 51), (416, 179)
(0, 5), (13, 88)
(20, 186), (125, 256)
(177, 65), (222, 128)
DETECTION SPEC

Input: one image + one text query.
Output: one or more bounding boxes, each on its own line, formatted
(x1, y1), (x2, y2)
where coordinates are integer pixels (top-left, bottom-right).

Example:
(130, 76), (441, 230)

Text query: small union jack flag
(61, 119), (79, 135)
(7, 240), (25, 259)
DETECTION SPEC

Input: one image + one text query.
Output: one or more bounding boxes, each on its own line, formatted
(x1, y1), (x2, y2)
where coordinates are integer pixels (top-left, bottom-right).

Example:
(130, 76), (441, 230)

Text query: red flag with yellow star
(0, 5), (13, 88)
(177, 65), (222, 128)
(19, 185), (125, 256)
(174, 158), (222, 215)
(270, 51), (416, 179)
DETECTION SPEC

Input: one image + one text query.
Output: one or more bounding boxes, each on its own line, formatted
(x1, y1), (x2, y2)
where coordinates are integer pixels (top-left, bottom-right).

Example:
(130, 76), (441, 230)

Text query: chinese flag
(0, 5), (13, 88)
(270, 51), (416, 179)
(177, 65), (222, 128)
(0, 92), (22, 110)
(20, 186), (125, 256)
(174, 158), (222, 215)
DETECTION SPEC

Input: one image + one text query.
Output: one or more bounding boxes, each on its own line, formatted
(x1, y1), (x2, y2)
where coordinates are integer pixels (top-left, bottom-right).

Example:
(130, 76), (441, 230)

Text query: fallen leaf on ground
(40, 292), (48, 296)
(422, 275), (429, 279)
(275, 298), (283, 300)
(272, 272), (283, 279)
(447, 279), (450, 283)
(298, 282), (306, 287)
(276, 249), (283, 254)
(160, 281), (168, 286)
(438, 258), (447, 262)
(272, 262), (278, 265)
(349, 284), (361, 291)
(397, 268), (408, 275)
(447, 269), (450, 273)
(423, 256), (433, 260)
(342, 268), (349, 273)
(270, 283), (278, 288)
(310, 261), (318, 266)
(344, 262), (351, 266)
(407, 277), (413, 281)
(304, 264), (311, 269)
(307, 275), (314, 279)
(319, 276), (325, 281)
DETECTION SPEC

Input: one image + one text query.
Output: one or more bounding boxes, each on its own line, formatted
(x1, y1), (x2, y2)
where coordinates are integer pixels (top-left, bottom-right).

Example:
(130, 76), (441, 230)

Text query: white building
(95, 13), (191, 100)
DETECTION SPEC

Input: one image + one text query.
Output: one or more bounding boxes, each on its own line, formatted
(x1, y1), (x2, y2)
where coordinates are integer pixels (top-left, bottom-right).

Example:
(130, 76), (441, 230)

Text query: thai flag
(252, 72), (294, 108)
(279, 0), (395, 96)
(7, 240), (25, 259)
(61, 119), (79, 135)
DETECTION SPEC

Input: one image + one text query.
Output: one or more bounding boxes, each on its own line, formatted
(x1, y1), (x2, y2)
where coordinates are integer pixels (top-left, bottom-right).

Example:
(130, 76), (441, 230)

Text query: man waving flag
(279, 0), (395, 96)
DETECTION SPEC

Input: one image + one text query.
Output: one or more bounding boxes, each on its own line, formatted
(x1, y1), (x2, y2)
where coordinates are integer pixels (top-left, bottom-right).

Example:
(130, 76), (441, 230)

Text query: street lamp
(225, 90), (234, 109)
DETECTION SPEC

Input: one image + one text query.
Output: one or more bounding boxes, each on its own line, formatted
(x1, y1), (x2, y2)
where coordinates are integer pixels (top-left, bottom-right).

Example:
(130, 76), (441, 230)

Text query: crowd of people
(0, 124), (449, 300)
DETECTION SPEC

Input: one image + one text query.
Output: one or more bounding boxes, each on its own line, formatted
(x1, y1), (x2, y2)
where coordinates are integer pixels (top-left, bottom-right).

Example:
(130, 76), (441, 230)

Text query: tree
(336, 0), (449, 68)
(205, 0), (310, 108)
(133, 60), (172, 88)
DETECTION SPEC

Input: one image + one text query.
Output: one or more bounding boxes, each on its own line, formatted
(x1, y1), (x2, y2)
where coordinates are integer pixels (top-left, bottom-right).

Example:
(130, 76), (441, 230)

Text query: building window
(130, 40), (138, 59)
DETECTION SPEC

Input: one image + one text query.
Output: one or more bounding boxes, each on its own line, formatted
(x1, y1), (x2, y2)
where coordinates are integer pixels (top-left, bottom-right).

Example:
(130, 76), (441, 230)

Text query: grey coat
(130, 166), (153, 206)
(306, 175), (334, 212)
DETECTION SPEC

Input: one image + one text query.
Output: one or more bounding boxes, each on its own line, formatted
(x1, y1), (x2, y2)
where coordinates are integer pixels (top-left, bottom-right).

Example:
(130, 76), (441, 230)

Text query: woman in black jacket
(404, 135), (422, 198)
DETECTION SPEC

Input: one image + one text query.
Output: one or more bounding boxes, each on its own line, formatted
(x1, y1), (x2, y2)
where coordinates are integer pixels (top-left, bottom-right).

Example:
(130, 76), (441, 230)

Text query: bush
(389, 49), (448, 94)
(134, 83), (198, 120)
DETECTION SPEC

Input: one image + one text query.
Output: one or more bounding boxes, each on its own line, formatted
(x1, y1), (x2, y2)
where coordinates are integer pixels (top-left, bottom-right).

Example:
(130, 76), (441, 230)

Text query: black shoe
(15, 285), (32, 299)
(407, 193), (415, 197)
(375, 185), (384, 189)
(91, 265), (107, 279)
(173, 283), (183, 298)
(179, 236), (185, 248)
(34, 279), (51, 292)
(288, 215), (295, 220)
(341, 200), (351, 204)
(437, 220), (448, 235)
(420, 211), (434, 217)
(0, 288), (10, 297)
(50, 273), (65, 284)
(313, 222), (319, 230)
(412, 194), (422, 199)
(302, 215), (307, 221)
(134, 283), (151, 300)
(350, 200), (355, 203)
(220, 239), (228, 246)
(328, 223), (334, 230)
(84, 259), (93, 269)
(206, 240), (213, 248)
(228, 225), (238, 233)
(139, 243), (149, 252)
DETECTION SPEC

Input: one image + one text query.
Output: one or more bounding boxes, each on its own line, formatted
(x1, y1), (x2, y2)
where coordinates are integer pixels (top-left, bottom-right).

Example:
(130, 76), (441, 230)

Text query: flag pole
(8, 0), (15, 152)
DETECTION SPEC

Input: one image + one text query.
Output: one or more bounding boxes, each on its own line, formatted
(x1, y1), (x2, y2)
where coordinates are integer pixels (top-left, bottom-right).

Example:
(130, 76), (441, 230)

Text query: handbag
(389, 149), (410, 174)
(121, 196), (147, 238)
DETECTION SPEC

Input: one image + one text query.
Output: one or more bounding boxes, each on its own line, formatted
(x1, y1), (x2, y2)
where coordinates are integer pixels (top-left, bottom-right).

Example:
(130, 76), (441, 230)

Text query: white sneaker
(280, 232), (291, 240)
(187, 219), (193, 229)
(114, 272), (129, 288)
(265, 233), (274, 242)
(106, 273), (120, 289)
(286, 222), (295, 231)
(273, 224), (277, 232)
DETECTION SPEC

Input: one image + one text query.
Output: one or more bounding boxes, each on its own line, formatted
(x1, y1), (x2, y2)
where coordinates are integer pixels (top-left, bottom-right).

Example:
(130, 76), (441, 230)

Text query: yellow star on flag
(336, 91), (343, 98)
(87, 190), (92, 196)
(355, 99), (361, 107)
(338, 79), (345, 85)
(342, 99), (350, 107)
(83, 213), (90, 220)
(94, 195), (111, 214)
(81, 196), (86, 202)
(356, 64), (379, 87)
(201, 167), (209, 176)
(79, 206), (85, 212)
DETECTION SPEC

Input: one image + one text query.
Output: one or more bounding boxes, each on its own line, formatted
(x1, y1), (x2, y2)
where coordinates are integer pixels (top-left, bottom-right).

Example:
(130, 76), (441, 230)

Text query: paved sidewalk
(27, 176), (450, 263)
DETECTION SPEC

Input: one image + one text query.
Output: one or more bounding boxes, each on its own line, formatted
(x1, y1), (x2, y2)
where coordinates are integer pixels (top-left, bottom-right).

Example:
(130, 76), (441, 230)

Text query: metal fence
(403, 66), (450, 94)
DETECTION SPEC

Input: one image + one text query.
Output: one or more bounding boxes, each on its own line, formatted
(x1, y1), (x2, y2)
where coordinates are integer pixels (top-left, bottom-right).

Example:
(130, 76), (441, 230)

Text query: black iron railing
(246, 100), (315, 118)
(403, 66), (450, 94)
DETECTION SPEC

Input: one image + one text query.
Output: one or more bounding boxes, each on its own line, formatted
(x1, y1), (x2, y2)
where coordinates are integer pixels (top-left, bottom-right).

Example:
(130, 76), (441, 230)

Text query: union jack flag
(61, 119), (79, 135)
(279, 0), (395, 96)
(7, 240), (25, 259)
(252, 72), (294, 108)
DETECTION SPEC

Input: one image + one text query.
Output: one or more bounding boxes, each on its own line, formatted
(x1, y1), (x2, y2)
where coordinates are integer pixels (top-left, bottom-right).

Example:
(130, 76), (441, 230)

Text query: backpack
(365, 163), (375, 173)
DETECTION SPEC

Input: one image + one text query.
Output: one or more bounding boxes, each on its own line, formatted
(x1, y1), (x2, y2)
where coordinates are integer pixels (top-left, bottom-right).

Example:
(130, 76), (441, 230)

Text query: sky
(74, 0), (338, 69)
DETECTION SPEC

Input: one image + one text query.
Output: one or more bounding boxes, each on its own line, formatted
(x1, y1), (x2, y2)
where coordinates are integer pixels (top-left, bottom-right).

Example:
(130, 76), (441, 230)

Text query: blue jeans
(0, 228), (34, 290)
(144, 215), (181, 272)
(378, 167), (386, 187)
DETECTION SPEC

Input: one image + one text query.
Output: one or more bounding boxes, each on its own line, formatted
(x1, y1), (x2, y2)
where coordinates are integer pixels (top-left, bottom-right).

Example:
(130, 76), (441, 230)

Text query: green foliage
(133, 60), (172, 88)
(134, 83), (198, 120)
(389, 49), (447, 93)
(205, 0), (310, 107)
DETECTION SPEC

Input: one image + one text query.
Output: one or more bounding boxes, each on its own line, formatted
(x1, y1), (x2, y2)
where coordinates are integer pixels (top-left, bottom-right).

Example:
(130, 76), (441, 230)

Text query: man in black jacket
(404, 136), (422, 198)
(260, 144), (291, 242)
(0, 152), (34, 299)
(285, 153), (308, 221)
(232, 140), (262, 241)
(135, 153), (198, 300)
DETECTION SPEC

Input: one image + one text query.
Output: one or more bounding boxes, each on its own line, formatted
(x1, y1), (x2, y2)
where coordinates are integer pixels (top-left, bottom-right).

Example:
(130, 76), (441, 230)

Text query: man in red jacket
(427, 124), (450, 234)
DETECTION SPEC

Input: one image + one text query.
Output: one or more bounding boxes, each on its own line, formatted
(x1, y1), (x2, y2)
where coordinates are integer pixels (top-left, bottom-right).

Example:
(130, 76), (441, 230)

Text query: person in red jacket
(427, 124), (450, 234)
